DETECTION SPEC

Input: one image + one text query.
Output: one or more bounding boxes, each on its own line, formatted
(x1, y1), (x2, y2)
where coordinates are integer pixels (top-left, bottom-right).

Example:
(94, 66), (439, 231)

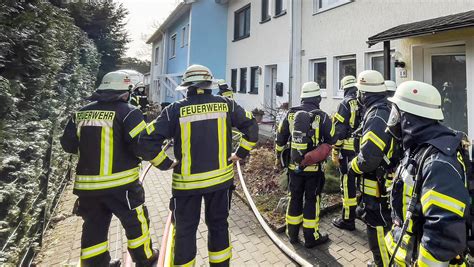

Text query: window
(275, 0), (286, 16)
(234, 4), (251, 41)
(169, 34), (176, 58)
(231, 69), (237, 92)
(239, 68), (247, 93)
(336, 55), (356, 95)
(181, 26), (188, 47)
(154, 47), (160, 65)
(261, 0), (270, 22)
(311, 59), (327, 90)
(367, 52), (395, 80)
(314, 0), (351, 13)
(250, 67), (259, 94)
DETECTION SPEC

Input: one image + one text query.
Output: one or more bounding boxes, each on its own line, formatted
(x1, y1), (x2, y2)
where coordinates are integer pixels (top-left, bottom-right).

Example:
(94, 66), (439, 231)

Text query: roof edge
(146, 2), (191, 44)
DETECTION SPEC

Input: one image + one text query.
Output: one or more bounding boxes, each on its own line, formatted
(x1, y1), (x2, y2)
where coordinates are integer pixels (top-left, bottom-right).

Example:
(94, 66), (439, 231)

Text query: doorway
(423, 45), (467, 133)
(264, 65), (278, 117)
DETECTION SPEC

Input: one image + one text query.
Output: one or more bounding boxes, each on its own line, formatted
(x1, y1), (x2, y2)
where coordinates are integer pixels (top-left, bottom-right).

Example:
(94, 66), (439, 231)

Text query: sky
(115, 0), (179, 61)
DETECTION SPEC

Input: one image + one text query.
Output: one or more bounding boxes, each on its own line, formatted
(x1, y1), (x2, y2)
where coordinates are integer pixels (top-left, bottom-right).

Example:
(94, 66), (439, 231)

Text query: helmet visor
(387, 104), (401, 127)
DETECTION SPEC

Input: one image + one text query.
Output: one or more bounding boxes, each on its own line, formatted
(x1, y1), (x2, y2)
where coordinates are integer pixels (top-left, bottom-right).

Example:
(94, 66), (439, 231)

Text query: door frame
(423, 45), (466, 84)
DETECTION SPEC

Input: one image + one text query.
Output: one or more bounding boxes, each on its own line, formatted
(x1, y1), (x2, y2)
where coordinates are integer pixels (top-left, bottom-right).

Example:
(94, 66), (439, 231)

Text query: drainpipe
(384, 41), (391, 80)
(289, 0), (302, 108)
(288, 0), (294, 107)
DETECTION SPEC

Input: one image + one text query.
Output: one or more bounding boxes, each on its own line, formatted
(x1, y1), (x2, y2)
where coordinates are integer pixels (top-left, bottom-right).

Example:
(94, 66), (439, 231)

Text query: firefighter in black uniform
(60, 71), (158, 267)
(138, 64), (258, 266)
(130, 82), (149, 120)
(349, 70), (396, 267)
(331, 75), (361, 231)
(216, 80), (234, 99)
(384, 81), (470, 266)
(276, 82), (336, 247)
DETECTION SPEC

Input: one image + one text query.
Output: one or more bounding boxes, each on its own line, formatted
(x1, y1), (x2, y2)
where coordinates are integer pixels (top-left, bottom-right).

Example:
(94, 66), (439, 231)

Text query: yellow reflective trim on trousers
(172, 165), (234, 181)
(291, 142), (307, 150)
(385, 231), (408, 267)
(240, 137), (256, 151)
(100, 127), (114, 175)
(421, 190), (466, 217)
(334, 113), (345, 123)
(181, 122), (192, 176)
(314, 195), (321, 239)
(376, 226), (390, 267)
(136, 205), (153, 258)
(342, 197), (357, 207)
(361, 131), (386, 152)
(286, 214), (303, 225)
(303, 218), (316, 228)
(275, 144), (285, 152)
(209, 246), (232, 263)
(151, 150), (169, 167)
(351, 158), (362, 174)
(342, 174), (350, 219)
(146, 122), (155, 134)
(128, 230), (151, 249)
(174, 258), (196, 267)
(172, 170), (234, 190)
(129, 120), (147, 138)
(418, 244), (448, 267)
(81, 241), (108, 259)
(76, 167), (139, 182)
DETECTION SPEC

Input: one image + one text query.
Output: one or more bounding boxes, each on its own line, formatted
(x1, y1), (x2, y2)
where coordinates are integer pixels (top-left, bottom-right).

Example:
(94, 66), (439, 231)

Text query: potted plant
(252, 108), (264, 123)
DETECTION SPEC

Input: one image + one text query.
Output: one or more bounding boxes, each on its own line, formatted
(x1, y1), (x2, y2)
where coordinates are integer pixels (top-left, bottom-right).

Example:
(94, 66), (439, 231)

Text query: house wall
(300, 0), (474, 114)
(166, 11), (191, 75)
(226, 0), (291, 112)
(189, 0), (228, 80)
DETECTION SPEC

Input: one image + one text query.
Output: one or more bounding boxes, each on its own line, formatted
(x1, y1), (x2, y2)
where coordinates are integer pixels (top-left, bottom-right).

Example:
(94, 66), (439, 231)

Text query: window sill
(238, 91), (247, 94)
(260, 17), (271, 24)
(248, 91), (258, 95)
(233, 35), (250, 42)
(273, 10), (287, 18)
(169, 55), (176, 60)
(313, 0), (353, 15)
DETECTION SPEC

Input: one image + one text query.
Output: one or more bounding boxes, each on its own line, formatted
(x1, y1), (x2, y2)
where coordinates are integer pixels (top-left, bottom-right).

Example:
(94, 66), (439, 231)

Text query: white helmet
(388, 81), (443, 120)
(356, 70), (386, 93)
(97, 71), (133, 91)
(341, 75), (357, 90)
(385, 80), (397, 92)
(300, 82), (321, 98)
(177, 64), (215, 90)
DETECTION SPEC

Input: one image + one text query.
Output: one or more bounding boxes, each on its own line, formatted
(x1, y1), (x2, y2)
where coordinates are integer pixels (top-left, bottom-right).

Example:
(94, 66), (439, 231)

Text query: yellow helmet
(388, 81), (443, 120)
(300, 82), (321, 98)
(356, 70), (386, 93)
(97, 71), (133, 91)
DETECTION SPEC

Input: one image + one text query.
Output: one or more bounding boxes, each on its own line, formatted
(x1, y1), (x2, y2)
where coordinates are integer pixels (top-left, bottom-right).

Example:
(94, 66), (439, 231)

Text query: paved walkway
(35, 167), (295, 266)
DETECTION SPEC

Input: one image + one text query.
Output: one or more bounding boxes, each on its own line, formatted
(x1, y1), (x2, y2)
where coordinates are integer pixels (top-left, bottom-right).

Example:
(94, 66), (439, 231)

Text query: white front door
(270, 67), (277, 112)
(423, 45), (467, 133)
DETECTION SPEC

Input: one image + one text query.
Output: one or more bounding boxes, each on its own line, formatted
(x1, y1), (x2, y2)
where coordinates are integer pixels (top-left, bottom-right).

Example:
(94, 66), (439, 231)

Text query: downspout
(288, 0), (294, 107)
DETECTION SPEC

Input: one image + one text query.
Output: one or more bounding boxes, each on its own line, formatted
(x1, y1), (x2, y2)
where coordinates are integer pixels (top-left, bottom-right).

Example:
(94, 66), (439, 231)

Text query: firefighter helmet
(356, 70), (386, 93)
(385, 80), (397, 92)
(340, 75), (357, 90)
(300, 82), (321, 98)
(177, 64), (215, 90)
(388, 80), (443, 120)
(97, 71), (134, 91)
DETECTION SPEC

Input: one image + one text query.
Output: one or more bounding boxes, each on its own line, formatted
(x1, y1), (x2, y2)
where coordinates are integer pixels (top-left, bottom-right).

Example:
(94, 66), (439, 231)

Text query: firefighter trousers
(170, 187), (233, 267)
(77, 184), (155, 267)
(339, 149), (357, 221)
(286, 171), (325, 242)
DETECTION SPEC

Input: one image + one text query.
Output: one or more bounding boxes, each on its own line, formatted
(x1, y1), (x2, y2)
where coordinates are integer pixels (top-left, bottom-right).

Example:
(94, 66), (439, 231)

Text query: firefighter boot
(304, 231), (329, 248)
(286, 223), (301, 244)
(332, 217), (355, 231)
(136, 248), (159, 267)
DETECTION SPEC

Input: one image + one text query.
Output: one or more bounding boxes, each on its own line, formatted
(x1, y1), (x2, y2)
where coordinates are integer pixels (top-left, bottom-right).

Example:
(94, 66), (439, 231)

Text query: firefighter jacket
(386, 118), (470, 266)
(60, 91), (150, 196)
(333, 87), (361, 151)
(130, 92), (149, 113)
(138, 89), (258, 196)
(217, 89), (234, 99)
(350, 95), (397, 197)
(276, 98), (335, 173)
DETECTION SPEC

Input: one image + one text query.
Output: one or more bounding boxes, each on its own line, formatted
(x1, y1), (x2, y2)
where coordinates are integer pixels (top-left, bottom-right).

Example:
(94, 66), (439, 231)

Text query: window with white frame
(275, 0), (286, 16)
(310, 59), (327, 90)
(261, 0), (271, 22)
(169, 34), (176, 58)
(250, 66), (259, 94)
(154, 47), (160, 65)
(231, 69), (237, 92)
(335, 55), (356, 95)
(239, 67), (247, 93)
(314, 0), (351, 13)
(181, 26), (187, 47)
(234, 4), (251, 41)
(366, 51), (395, 81)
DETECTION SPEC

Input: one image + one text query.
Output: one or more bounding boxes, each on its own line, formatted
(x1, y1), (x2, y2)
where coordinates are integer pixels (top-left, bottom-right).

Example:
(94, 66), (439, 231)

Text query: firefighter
(217, 80), (234, 98)
(384, 80), (397, 98)
(331, 75), (361, 231)
(130, 82), (149, 120)
(60, 71), (158, 267)
(139, 64), (258, 266)
(385, 81), (470, 266)
(349, 70), (396, 267)
(276, 82), (336, 247)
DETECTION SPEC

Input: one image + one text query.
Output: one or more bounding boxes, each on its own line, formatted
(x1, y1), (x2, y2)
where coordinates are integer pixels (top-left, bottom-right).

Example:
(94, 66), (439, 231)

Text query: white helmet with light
(97, 71), (134, 91)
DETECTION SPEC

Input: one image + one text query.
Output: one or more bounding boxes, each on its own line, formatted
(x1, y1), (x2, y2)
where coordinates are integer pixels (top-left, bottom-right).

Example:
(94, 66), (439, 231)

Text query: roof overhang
(146, 2), (192, 44)
(367, 10), (474, 47)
